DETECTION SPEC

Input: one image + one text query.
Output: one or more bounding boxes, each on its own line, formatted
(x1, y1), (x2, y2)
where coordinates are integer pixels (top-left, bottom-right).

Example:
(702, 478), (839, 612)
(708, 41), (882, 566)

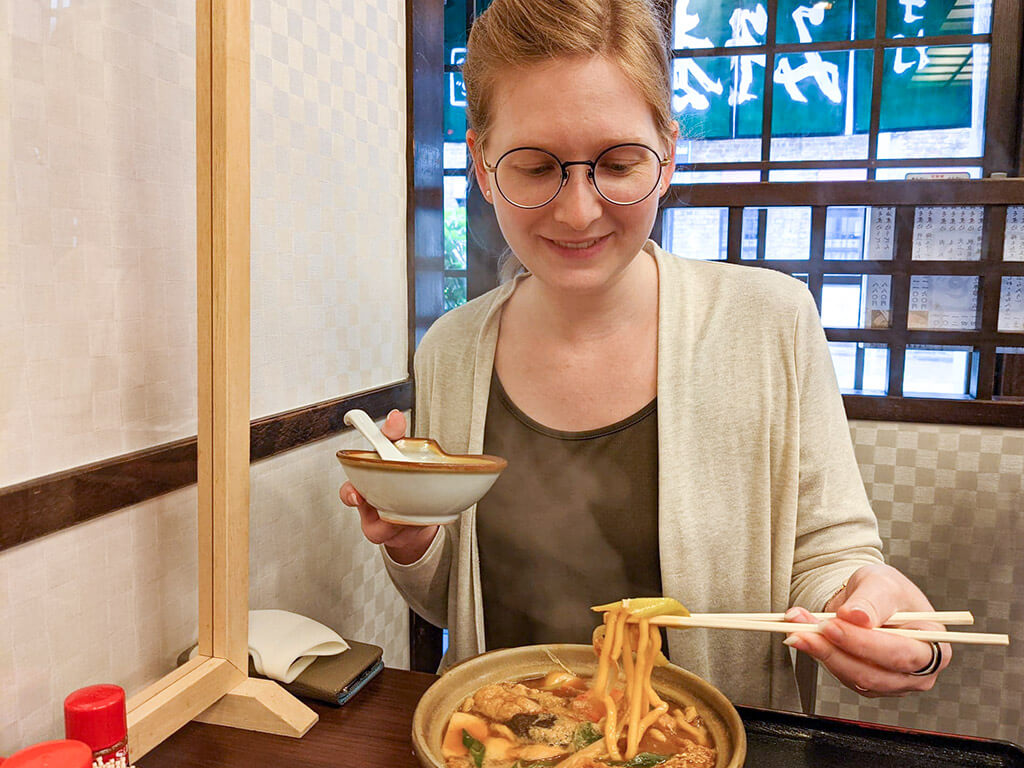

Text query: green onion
(573, 721), (604, 750)
(462, 729), (486, 768)
(607, 752), (670, 767)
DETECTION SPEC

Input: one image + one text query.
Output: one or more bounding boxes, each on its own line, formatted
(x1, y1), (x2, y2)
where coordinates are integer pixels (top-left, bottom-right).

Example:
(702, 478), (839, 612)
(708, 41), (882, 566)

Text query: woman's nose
(551, 167), (603, 230)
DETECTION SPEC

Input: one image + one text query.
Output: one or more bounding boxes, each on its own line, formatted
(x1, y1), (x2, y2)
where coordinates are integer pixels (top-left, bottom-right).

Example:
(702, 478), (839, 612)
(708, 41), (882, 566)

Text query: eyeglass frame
(480, 142), (672, 210)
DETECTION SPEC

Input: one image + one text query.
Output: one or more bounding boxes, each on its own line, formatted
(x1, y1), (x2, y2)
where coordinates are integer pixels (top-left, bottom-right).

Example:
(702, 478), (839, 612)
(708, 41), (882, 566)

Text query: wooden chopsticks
(691, 611), (974, 625)
(643, 612), (1009, 646)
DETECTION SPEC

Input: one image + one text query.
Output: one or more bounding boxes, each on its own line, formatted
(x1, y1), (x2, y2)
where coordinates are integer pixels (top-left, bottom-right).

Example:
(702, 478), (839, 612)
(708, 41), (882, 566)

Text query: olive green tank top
(478, 371), (661, 651)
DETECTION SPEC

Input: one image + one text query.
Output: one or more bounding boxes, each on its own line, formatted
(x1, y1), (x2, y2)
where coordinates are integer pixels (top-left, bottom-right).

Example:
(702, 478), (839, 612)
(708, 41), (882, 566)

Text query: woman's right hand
(339, 410), (439, 565)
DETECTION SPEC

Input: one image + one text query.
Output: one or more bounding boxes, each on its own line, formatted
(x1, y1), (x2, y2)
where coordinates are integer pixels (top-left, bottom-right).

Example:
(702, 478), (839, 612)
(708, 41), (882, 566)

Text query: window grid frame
(664, 178), (1024, 426)
(668, 0), (1010, 180)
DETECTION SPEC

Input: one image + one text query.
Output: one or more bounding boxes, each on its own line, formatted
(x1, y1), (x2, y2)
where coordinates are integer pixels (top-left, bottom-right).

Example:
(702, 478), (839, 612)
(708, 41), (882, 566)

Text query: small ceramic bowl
(411, 644), (746, 768)
(336, 438), (507, 525)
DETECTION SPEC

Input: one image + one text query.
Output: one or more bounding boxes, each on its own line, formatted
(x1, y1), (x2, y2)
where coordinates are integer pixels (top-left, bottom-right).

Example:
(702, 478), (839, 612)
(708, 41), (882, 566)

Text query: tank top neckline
(491, 369), (657, 442)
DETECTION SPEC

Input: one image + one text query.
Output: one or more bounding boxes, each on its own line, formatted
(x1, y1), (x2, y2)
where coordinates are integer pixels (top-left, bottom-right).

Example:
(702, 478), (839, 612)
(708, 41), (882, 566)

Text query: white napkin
(247, 609), (349, 683)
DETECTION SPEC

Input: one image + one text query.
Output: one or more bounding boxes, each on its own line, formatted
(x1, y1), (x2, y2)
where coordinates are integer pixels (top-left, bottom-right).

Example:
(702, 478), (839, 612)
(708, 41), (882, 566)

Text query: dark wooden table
(137, 668), (438, 768)
(137, 668), (1024, 768)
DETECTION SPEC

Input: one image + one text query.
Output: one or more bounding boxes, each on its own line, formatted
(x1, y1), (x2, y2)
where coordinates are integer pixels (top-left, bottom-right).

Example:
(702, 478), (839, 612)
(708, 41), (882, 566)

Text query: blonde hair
(462, 0), (675, 281)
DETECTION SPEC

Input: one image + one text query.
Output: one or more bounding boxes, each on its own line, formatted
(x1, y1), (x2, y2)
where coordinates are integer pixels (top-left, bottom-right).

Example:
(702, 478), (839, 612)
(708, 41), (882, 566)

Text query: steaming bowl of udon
(412, 644), (745, 768)
(336, 438), (507, 526)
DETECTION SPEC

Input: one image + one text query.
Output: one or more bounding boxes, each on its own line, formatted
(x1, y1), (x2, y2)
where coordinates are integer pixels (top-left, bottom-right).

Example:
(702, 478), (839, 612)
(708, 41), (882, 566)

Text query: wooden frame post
(125, 1), (315, 756)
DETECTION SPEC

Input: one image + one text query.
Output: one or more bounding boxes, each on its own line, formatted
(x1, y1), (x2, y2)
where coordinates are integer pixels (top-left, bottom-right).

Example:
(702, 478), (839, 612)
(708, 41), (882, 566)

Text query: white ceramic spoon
(343, 409), (411, 462)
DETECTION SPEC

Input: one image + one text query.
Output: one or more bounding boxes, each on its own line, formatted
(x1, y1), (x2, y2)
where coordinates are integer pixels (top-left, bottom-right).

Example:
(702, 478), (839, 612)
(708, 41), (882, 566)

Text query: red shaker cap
(3, 740), (92, 768)
(64, 684), (127, 752)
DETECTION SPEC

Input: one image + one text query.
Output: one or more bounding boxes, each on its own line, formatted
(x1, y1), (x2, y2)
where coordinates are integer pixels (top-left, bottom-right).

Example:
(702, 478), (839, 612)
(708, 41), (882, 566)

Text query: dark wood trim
(844, 395), (1024, 427)
(745, 260), (1024, 276)
(726, 206), (743, 264)
(0, 381), (414, 553)
(404, 0), (446, 671)
(675, 157), (983, 173)
(865, 0), (886, 178)
(249, 382), (414, 462)
(408, 0), (444, 344)
(985, 0), (1024, 176)
(665, 179), (1024, 208)
(759, 0), (779, 177)
(0, 438), (198, 555)
(671, 33), (990, 60)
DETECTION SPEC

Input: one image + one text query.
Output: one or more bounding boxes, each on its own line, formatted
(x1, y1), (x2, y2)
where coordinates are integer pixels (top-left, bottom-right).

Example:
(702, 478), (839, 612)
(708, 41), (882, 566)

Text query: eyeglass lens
(493, 144), (662, 208)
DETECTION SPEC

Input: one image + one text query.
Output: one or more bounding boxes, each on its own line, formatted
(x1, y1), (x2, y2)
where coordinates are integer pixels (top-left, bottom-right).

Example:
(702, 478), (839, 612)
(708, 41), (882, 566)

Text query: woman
(341, 0), (950, 709)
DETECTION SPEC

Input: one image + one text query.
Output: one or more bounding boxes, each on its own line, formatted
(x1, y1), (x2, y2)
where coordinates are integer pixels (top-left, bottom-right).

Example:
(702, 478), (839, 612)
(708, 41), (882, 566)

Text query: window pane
(886, 0), (992, 37)
(824, 206), (895, 260)
(825, 207), (868, 260)
(444, 276), (467, 312)
(776, 0), (876, 43)
(995, 347), (1024, 397)
(822, 275), (892, 329)
(999, 278), (1024, 333)
(741, 207), (812, 260)
(912, 206), (984, 260)
(444, 0), (467, 64)
(662, 207), (727, 260)
(903, 345), (973, 397)
(878, 44), (988, 159)
(875, 165), (981, 179)
(908, 275), (979, 330)
(1005, 207), (1024, 262)
(443, 176), (467, 271)
(444, 71), (466, 143)
(770, 50), (872, 161)
(769, 168), (868, 182)
(674, 55), (762, 153)
(828, 342), (889, 394)
(673, 0), (768, 49)
(444, 142), (467, 170)
(672, 170), (761, 184)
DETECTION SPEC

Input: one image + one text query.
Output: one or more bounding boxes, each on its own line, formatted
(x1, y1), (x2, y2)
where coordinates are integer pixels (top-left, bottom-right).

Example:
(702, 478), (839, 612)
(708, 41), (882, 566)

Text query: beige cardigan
(384, 241), (883, 709)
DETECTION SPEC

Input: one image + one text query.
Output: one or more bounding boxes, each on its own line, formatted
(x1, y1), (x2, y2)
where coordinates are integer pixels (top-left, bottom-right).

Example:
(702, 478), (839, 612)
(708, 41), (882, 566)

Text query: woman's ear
(466, 129), (493, 204)
(659, 124), (679, 198)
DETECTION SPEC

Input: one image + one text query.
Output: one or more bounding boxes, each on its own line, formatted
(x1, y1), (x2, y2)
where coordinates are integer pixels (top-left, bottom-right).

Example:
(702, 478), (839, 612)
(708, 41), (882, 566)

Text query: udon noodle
(442, 597), (716, 768)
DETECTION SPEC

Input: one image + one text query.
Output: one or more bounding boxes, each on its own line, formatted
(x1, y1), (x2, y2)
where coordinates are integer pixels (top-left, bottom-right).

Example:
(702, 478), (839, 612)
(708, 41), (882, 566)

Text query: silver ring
(909, 641), (942, 676)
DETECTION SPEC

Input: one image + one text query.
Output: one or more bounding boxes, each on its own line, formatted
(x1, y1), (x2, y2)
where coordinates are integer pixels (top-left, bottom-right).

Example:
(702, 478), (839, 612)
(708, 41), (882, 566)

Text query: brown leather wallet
(178, 639), (384, 706)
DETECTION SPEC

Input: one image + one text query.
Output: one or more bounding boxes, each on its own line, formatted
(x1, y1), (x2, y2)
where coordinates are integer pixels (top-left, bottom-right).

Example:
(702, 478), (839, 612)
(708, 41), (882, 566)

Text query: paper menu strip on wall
(912, 206), (984, 262)
(908, 276), (979, 331)
(1005, 207), (1024, 262)
(864, 275), (892, 329)
(867, 206), (896, 261)
(999, 277), (1024, 333)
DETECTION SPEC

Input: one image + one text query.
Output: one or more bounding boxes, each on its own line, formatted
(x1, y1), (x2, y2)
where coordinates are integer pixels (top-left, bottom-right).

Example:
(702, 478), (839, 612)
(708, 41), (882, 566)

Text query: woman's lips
(543, 233), (610, 258)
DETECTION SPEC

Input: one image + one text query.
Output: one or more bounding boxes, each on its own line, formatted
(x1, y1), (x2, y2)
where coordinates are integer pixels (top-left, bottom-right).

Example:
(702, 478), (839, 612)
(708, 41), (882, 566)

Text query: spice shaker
(63, 685), (129, 765)
(3, 739), (92, 767)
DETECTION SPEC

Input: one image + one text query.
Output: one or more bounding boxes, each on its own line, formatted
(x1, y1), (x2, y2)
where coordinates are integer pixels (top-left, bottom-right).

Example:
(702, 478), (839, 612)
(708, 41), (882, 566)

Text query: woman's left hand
(784, 563), (951, 697)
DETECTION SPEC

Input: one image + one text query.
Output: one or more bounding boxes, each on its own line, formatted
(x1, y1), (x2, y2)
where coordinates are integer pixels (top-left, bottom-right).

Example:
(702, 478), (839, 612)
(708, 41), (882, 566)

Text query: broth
(441, 672), (716, 768)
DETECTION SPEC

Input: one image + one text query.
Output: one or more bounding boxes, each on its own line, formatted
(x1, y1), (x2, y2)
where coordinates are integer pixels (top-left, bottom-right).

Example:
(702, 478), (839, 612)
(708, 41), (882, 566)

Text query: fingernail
(346, 492), (357, 505)
(784, 607), (800, 621)
(783, 635), (806, 651)
(845, 601), (873, 626)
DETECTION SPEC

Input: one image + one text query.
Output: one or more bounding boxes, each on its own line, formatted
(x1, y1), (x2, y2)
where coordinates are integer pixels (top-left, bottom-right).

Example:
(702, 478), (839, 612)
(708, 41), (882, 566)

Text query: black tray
(737, 705), (1024, 767)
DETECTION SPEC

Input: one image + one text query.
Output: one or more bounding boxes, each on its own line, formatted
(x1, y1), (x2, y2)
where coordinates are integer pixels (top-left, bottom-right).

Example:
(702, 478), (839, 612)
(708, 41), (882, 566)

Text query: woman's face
(468, 55), (676, 296)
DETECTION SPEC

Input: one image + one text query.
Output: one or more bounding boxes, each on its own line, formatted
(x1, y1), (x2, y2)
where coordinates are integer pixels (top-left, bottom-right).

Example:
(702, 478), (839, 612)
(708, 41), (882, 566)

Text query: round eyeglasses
(481, 143), (671, 209)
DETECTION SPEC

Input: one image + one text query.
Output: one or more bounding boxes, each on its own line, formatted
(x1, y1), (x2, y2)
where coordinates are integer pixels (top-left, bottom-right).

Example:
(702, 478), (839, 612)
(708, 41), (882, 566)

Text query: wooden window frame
(663, 178), (1024, 427)
(660, 0), (1021, 181)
